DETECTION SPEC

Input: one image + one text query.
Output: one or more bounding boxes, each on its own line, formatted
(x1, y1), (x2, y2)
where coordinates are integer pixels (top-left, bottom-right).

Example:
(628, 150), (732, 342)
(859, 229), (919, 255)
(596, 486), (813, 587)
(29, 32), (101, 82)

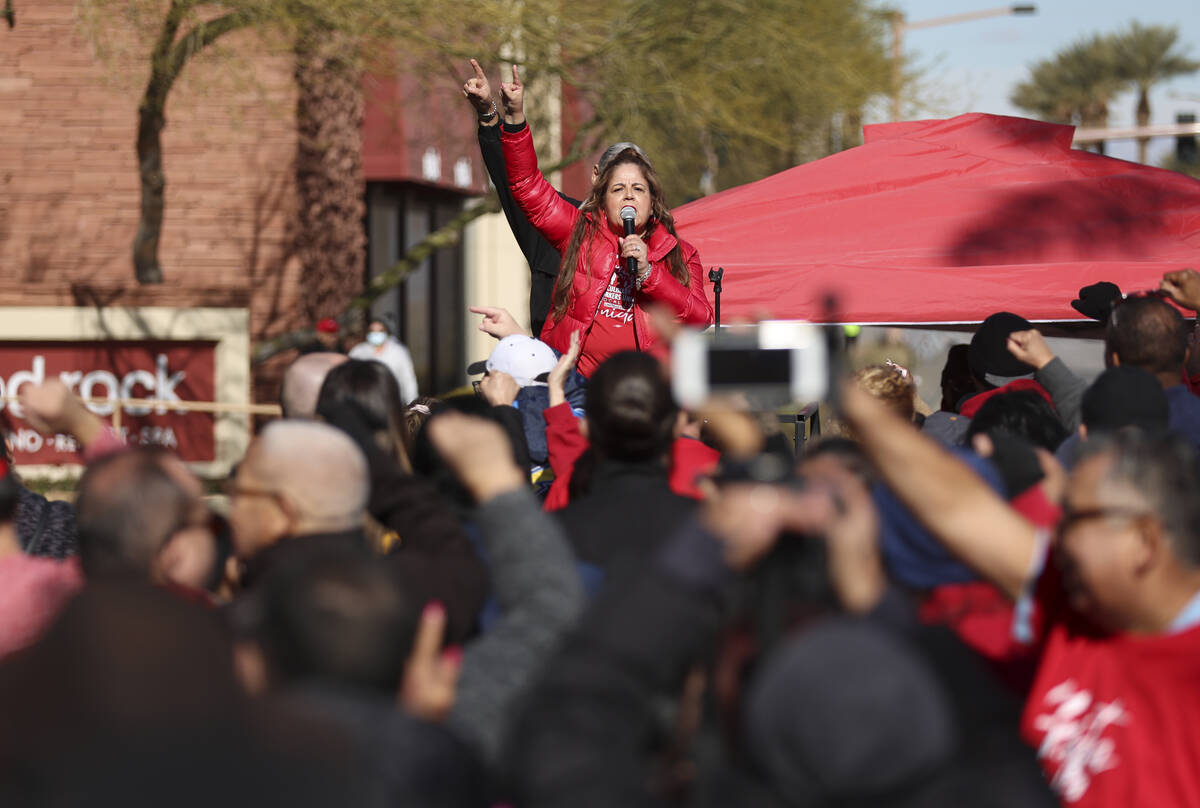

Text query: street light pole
(891, 4), (1037, 121)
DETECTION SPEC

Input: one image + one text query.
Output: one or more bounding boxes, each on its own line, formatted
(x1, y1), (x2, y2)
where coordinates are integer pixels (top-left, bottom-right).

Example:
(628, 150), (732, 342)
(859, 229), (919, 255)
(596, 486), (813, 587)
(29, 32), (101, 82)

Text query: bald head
(241, 421), (368, 539)
(281, 352), (348, 419)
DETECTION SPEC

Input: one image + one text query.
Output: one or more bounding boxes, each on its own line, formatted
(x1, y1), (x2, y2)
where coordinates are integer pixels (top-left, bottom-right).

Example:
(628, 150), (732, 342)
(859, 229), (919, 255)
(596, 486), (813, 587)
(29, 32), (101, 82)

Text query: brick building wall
(0, 1), (302, 401)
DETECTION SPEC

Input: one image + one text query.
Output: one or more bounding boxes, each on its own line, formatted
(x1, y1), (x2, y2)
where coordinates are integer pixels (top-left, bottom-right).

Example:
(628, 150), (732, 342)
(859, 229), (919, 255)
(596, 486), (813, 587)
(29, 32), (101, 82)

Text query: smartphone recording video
(672, 321), (828, 409)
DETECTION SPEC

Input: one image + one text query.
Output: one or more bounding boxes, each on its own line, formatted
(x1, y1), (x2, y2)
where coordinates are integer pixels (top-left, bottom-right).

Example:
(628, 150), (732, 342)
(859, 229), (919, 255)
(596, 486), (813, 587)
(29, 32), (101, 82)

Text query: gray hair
(1080, 429), (1200, 565)
(596, 141), (651, 177)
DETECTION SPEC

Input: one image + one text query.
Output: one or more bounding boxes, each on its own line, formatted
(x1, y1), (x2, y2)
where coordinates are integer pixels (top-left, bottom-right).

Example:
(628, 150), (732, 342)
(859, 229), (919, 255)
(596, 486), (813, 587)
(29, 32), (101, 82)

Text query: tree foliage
(498, 0), (894, 203)
(1113, 22), (1200, 164)
(1011, 22), (1199, 161)
(78, 0), (895, 299)
(79, 0), (439, 283)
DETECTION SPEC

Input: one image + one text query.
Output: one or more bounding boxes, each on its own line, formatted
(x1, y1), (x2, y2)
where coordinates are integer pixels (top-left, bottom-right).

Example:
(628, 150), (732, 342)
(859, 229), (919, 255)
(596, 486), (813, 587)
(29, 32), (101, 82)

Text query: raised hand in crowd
(429, 410), (583, 767)
(808, 463), (887, 615)
(701, 481), (836, 571)
(1161, 268), (1200, 311)
(467, 305), (526, 341)
(840, 381), (1036, 599)
(18, 378), (105, 449)
(400, 601), (463, 723)
(460, 58), (497, 125)
(427, 412), (525, 504)
(1005, 328), (1055, 370)
(547, 329), (581, 408)
(477, 370), (520, 408)
(497, 63), (524, 125)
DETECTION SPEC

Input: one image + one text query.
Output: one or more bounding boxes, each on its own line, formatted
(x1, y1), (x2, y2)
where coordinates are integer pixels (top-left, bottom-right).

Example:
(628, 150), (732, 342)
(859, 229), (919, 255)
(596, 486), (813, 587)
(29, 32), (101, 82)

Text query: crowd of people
(1, 58), (1199, 808)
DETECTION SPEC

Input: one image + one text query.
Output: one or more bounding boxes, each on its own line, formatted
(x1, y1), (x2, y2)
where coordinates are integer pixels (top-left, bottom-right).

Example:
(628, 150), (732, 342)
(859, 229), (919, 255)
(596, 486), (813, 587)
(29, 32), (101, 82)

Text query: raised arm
(20, 379), (122, 461)
(497, 64), (581, 248)
(465, 59), (552, 265)
(429, 413), (584, 767)
(1161, 268), (1200, 311)
(1160, 269), (1200, 382)
(840, 384), (1038, 600)
(1007, 329), (1086, 430)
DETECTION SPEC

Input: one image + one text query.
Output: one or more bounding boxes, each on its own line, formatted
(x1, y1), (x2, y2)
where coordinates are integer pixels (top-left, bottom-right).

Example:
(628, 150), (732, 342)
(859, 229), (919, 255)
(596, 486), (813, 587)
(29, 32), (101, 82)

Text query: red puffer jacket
(500, 124), (714, 359)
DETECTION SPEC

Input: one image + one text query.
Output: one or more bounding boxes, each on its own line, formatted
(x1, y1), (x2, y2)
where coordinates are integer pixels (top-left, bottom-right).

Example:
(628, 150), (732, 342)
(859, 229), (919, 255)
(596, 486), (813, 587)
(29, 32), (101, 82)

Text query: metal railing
(777, 403), (821, 456)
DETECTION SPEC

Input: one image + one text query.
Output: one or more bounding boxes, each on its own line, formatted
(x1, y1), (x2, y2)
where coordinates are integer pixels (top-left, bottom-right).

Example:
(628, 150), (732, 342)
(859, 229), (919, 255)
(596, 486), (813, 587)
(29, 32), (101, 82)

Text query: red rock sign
(0, 341), (217, 464)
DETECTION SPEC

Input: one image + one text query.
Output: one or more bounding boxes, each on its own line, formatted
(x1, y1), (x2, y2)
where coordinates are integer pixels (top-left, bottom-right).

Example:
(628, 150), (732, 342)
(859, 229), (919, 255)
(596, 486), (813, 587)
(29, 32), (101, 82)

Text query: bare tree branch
(250, 145), (588, 364)
(133, 6), (260, 283)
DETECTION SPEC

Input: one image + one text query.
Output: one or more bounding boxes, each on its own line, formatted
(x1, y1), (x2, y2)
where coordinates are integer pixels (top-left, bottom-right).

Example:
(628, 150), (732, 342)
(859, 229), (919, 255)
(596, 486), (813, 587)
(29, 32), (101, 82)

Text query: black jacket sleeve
(478, 124), (576, 337)
(480, 125), (539, 266)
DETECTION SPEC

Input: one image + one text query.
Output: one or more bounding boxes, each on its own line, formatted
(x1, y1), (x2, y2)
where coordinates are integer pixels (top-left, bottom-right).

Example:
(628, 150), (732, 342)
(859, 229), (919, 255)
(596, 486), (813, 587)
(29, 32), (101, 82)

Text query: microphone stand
(709, 267), (724, 341)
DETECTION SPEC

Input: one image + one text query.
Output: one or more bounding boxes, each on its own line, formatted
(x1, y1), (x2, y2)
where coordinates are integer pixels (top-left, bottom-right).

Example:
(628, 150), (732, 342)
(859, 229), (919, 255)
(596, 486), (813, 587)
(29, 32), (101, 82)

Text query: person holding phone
(463, 61), (713, 378)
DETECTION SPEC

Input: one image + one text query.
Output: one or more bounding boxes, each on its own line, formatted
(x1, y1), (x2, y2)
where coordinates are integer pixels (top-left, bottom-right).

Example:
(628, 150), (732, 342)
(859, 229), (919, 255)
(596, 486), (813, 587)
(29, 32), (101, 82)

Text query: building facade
(0, 1), (577, 472)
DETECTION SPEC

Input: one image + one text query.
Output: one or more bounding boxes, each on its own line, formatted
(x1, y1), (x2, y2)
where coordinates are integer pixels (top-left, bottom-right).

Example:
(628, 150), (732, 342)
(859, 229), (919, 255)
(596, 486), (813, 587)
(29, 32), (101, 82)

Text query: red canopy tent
(673, 113), (1200, 324)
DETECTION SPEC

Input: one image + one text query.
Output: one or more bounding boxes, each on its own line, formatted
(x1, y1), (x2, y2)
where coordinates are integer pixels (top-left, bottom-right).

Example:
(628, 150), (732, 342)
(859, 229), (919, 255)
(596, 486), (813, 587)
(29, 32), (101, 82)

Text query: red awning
(673, 113), (1200, 324)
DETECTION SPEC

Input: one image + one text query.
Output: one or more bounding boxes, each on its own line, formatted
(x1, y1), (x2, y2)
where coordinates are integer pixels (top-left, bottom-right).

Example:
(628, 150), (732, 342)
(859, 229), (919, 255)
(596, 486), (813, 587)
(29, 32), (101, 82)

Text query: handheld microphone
(620, 206), (638, 278)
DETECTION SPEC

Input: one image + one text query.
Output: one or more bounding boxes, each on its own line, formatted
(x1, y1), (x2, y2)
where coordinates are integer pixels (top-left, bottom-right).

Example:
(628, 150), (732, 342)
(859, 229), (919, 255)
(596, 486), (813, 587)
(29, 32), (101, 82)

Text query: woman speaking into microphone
(464, 62), (713, 378)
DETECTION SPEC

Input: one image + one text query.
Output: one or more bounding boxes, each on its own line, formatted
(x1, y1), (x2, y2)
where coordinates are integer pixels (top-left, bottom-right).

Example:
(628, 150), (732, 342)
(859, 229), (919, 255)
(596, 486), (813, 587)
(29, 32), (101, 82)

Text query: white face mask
(366, 331), (387, 347)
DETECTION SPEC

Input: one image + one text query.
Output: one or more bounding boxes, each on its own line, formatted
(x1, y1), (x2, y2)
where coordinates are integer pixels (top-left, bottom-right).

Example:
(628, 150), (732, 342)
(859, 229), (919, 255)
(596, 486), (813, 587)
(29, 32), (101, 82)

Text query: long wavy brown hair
(550, 149), (690, 323)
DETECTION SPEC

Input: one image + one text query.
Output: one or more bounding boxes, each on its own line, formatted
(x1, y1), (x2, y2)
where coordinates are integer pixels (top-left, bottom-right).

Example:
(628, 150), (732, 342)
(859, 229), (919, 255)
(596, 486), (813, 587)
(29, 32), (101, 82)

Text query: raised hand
(548, 329), (581, 408)
(702, 482), (838, 572)
(479, 370), (520, 407)
(18, 378), (103, 447)
(498, 63), (525, 125)
(468, 305), (526, 340)
(1006, 329), (1055, 370)
(1161, 268), (1200, 311)
(817, 467), (885, 615)
(427, 412), (525, 502)
(461, 58), (495, 119)
(399, 601), (463, 723)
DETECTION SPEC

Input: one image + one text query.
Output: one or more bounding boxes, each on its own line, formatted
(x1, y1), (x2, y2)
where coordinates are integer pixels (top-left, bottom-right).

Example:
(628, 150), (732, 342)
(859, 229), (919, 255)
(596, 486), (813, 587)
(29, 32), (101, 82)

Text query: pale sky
(886, 0), (1200, 164)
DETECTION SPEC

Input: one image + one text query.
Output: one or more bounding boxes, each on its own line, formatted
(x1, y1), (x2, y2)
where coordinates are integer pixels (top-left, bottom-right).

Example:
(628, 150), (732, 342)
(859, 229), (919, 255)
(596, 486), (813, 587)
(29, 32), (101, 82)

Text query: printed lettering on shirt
(1032, 679), (1128, 802)
(598, 263), (635, 325)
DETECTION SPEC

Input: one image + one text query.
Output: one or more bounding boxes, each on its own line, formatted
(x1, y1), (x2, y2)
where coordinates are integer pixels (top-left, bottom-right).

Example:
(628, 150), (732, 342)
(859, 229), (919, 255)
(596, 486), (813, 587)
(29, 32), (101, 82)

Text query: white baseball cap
(466, 335), (558, 388)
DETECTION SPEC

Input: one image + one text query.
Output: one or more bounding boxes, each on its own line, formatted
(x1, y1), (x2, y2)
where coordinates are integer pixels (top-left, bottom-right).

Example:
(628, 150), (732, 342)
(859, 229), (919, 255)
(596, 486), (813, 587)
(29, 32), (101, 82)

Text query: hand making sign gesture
(498, 63), (524, 125)
(461, 58), (497, 123)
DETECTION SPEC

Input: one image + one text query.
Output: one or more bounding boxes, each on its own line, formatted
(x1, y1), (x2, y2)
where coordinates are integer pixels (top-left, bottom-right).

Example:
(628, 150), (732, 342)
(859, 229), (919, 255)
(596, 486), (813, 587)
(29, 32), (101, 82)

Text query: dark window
(365, 183), (466, 396)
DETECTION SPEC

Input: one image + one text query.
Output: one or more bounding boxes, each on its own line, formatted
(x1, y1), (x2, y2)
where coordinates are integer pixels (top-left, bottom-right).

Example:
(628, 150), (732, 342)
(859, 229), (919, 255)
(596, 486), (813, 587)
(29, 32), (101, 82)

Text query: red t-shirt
(576, 261), (638, 379)
(1020, 563), (1200, 806)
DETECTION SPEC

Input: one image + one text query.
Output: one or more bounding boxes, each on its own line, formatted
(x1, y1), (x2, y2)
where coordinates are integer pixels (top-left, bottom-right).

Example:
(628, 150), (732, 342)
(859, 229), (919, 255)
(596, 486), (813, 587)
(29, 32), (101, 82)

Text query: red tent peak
(864, 113), (1075, 158)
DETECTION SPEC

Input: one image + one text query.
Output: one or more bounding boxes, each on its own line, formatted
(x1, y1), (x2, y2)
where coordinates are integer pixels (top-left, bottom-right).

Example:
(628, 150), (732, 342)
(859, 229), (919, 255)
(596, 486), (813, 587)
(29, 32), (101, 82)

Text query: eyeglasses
(472, 370), (491, 396)
(1056, 505), (1153, 539)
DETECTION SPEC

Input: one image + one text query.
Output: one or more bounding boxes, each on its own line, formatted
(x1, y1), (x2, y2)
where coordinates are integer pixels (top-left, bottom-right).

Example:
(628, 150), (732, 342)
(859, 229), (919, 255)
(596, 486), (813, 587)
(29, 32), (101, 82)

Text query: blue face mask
(366, 331), (387, 347)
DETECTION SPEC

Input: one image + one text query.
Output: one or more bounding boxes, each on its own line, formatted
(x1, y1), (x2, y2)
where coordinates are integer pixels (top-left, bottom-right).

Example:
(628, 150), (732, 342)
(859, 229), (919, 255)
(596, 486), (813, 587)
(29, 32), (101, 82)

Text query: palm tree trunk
(293, 27), (366, 322)
(1136, 86), (1151, 164)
